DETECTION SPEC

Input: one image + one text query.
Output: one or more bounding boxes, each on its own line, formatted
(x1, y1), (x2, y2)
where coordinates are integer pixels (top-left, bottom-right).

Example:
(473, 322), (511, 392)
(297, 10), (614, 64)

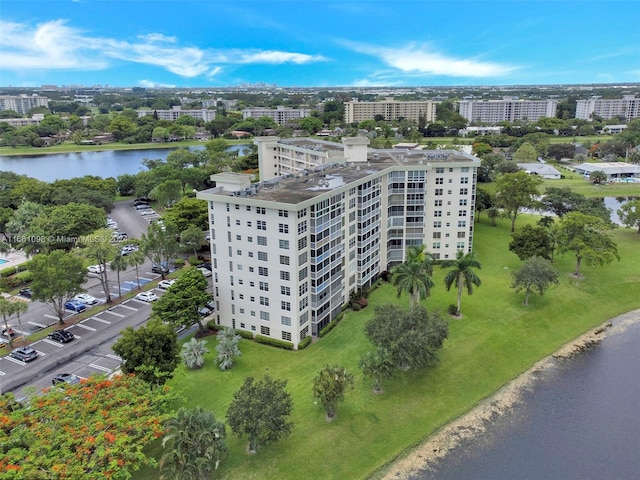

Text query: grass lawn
(136, 216), (640, 480)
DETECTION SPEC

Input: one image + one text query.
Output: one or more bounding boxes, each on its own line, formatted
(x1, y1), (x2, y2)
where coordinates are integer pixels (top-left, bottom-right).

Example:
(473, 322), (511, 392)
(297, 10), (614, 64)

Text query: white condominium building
(458, 98), (558, 124)
(197, 136), (479, 349)
(344, 98), (437, 124)
(575, 96), (640, 121)
(137, 106), (216, 122)
(0, 95), (49, 115)
(242, 106), (311, 125)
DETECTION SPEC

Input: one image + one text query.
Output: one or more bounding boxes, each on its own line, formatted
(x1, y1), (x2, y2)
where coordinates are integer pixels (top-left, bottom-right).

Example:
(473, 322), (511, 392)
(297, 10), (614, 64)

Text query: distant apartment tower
(197, 136), (479, 349)
(344, 98), (437, 123)
(202, 98), (239, 110)
(137, 106), (216, 122)
(458, 97), (558, 124)
(575, 96), (640, 121)
(0, 95), (49, 115)
(241, 106), (311, 125)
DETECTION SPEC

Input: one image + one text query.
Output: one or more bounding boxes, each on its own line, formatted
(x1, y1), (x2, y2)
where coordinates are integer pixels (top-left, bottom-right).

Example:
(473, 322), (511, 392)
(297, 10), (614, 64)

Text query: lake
(0, 144), (250, 182)
(409, 312), (640, 480)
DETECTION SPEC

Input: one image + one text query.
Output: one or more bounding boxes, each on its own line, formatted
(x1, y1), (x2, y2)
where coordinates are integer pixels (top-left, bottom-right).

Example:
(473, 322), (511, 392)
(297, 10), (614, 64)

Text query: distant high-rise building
(458, 97), (558, 124)
(575, 96), (640, 121)
(0, 95), (49, 115)
(242, 106), (311, 125)
(344, 98), (437, 123)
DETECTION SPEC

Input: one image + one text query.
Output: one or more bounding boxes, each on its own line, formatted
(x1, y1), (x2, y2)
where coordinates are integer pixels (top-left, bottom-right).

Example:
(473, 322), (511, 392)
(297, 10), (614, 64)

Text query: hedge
(255, 335), (294, 350)
(298, 336), (312, 350)
(318, 313), (344, 338)
(236, 329), (255, 340)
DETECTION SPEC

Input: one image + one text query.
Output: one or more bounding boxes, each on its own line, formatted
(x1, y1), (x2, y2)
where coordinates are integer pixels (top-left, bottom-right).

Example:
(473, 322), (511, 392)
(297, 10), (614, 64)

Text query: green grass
(136, 216), (640, 480)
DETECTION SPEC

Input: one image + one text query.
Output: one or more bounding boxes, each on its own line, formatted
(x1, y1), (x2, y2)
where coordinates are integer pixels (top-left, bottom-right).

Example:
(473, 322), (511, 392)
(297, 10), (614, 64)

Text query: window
(298, 221), (307, 234)
(435, 167), (444, 173)
(459, 199), (468, 206)
(246, 205), (251, 211)
(235, 219), (240, 225)
(297, 209), (307, 218)
(457, 242), (465, 249)
(257, 220), (266, 230)
(281, 331), (291, 342)
(433, 232), (441, 239)
(435, 177), (444, 184)
(459, 210), (467, 217)
(281, 286), (291, 296)
(299, 267), (308, 281)
(281, 301), (291, 311)
(298, 237), (307, 249)
(460, 188), (468, 195)
(237, 250), (242, 256)
(279, 239), (289, 249)
(247, 221), (252, 227)
(461, 177), (469, 184)
(281, 316), (291, 326)
(433, 221), (442, 228)
(299, 297), (308, 310)
(457, 231), (466, 238)
(300, 311), (308, 326)
(298, 252), (307, 265)
(259, 281), (269, 291)
(236, 234), (241, 241)
(247, 236), (253, 243)
(461, 167), (470, 172)
(432, 242), (441, 249)
(260, 296), (269, 306)
(435, 189), (443, 196)
(258, 251), (268, 261)
(248, 252), (254, 258)
(257, 207), (266, 214)
(299, 283), (308, 295)
(257, 236), (267, 246)
(434, 199), (443, 207)
(434, 210), (442, 217)
(280, 255), (290, 265)
(278, 209), (288, 217)
(260, 325), (270, 335)
(279, 224), (289, 234)
(258, 266), (268, 276)
(458, 220), (466, 228)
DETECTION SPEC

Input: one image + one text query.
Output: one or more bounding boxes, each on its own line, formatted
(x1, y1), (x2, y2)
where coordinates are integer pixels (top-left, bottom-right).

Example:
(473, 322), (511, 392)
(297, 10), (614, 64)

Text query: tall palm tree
(441, 250), (482, 317)
(110, 254), (128, 298)
(127, 249), (145, 290)
(160, 406), (227, 480)
(392, 245), (435, 308)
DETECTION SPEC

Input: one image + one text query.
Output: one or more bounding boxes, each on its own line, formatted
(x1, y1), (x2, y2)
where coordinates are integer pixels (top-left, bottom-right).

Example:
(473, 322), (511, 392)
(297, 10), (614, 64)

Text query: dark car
(200, 262), (212, 271)
(152, 263), (170, 274)
(48, 330), (75, 343)
(198, 306), (213, 317)
(133, 199), (149, 207)
(9, 346), (38, 362)
(64, 300), (87, 312)
(18, 288), (32, 298)
(52, 373), (81, 386)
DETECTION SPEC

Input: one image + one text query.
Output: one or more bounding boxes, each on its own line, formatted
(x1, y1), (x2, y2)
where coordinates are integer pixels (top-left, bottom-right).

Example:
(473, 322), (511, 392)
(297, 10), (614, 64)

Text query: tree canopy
(312, 365), (354, 422)
(510, 256), (559, 305)
(441, 250), (482, 317)
(495, 170), (542, 232)
(618, 198), (640, 233)
(509, 224), (552, 260)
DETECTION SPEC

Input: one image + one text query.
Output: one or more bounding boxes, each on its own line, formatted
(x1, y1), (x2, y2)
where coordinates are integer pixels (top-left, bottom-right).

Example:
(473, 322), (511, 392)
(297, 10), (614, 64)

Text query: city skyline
(1, 0), (639, 88)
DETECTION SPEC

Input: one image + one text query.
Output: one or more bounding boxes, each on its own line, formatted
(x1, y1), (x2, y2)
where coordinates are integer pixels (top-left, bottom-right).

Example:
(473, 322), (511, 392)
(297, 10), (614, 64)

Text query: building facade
(137, 106), (216, 122)
(458, 98), (558, 124)
(197, 137), (479, 349)
(0, 95), (49, 115)
(344, 98), (437, 124)
(575, 96), (640, 121)
(241, 106), (311, 125)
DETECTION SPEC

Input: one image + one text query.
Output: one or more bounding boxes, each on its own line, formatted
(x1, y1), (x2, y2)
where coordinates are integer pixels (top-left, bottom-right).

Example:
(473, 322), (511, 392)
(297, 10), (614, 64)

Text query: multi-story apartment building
(137, 106), (216, 122)
(344, 98), (437, 124)
(241, 106), (311, 125)
(197, 136), (479, 349)
(458, 97), (558, 124)
(202, 98), (238, 110)
(0, 95), (49, 115)
(575, 96), (640, 121)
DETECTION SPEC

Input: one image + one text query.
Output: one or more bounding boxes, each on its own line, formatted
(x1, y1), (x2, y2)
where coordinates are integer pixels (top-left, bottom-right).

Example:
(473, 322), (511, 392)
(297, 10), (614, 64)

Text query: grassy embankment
(136, 215), (640, 480)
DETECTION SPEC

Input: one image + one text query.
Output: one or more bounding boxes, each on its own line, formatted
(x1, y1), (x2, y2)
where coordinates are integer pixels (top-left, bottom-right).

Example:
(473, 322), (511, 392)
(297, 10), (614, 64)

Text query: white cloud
(0, 19), (327, 78)
(138, 79), (177, 88)
(345, 41), (517, 78)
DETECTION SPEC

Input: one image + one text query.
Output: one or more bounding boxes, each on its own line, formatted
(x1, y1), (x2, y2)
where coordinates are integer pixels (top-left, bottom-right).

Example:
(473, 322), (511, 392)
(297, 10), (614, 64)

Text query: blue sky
(1, 0), (639, 88)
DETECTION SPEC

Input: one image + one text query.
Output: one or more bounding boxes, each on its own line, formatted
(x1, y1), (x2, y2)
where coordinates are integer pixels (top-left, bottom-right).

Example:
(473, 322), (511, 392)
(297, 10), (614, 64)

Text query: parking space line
(4, 356), (26, 365)
(41, 339), (65, 347)
(28, 321), (48, 329)
(43, 315), (58, 321)
(91, 317), (112, 324)
(106, 354), (122, 361)
(102, 310), (124, 318)
(89, 364), (112, 373)
(0, 370), (5, 376)
(116, 304), (138, 311)
(76, 323), (96, 331)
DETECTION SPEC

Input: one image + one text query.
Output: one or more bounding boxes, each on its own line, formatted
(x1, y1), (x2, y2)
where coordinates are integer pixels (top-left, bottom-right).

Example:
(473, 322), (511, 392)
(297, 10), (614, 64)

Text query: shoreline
(373, 308), (640, 480)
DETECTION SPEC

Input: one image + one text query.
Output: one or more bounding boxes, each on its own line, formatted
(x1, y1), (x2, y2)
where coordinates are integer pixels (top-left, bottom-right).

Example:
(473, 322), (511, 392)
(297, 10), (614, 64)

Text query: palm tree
(392, 245), (435, 308)
(160, 406), (227, 480)
(359, 348), (395, 394)
(181, 338), (209, 369)
(0, 298), (17, 348)
(127, 249), (145, 290)
(110, 254), (128, 298)
(215, 328), (242, 370)
(441, 250), (482, 317)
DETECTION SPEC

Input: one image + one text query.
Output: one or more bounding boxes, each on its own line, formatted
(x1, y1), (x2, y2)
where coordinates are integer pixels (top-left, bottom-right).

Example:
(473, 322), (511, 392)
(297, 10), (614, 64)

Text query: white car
(136, 291), (159, 302)
(87, 265), (105, 274)
(74, 293), (98, 305)
(158, 279), (176, 290)
(198, 267), (212, 277)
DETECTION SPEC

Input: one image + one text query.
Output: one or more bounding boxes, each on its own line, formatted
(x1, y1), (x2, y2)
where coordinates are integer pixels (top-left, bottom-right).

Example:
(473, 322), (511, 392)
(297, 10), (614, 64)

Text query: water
(0, 144), (250, 182)
(412, 316), (640, 480)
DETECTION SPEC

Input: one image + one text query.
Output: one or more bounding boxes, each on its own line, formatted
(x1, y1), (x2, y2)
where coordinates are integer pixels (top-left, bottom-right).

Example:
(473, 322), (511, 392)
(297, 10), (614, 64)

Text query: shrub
(188, 256), (202, 266)
(255, 335), (294, 350)
(351, 303), (362, 312)
(236, 329), (254, 340)
(447, 304), (459, 316)
(173, 258), (185, 268)
(181, 338), (209, 369)
(16, 271), (33, 284)
(357, 297), (368, 308)
(206, 319), (220, 332)
(298, 336), (312, 350)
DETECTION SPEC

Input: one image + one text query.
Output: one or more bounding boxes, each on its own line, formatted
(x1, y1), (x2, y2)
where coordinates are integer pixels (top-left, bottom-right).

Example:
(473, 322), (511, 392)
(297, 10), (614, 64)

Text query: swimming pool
(0, 259), (7, 265)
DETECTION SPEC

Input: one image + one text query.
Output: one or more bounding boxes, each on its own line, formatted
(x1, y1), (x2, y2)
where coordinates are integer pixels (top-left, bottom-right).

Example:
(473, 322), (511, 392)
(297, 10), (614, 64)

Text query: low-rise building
(137, 106), (216, 122)
(458, 97), (558, 124)
(344, 98), (437, 124)
(241, 106), (311, 125)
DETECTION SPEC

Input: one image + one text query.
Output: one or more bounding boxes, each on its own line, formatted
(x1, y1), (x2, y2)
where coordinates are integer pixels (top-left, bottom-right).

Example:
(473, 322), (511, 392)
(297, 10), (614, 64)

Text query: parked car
(198, 267), (213, 278)
(74, 293), (98, 305)
(64, 300), (87, 312)
(121, 244), (138, 256)
(18, 288), (32, 298)
(136, 291), (158, 302)
(111, 231), (128, 241)
(52, 373), (81, 386)
(139, 209), (156, 216)
(48, 330), (75, 343)
(198, 306), (213, 317)
(87, 264), (105, 274)
(158, 279), (176, 290)
(133, 199), (149, 207)
(9, 346), (38, 362)
(152, 264), (170, 274)
(134, 204), (151, 210)
(200, 262), (212, 271)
